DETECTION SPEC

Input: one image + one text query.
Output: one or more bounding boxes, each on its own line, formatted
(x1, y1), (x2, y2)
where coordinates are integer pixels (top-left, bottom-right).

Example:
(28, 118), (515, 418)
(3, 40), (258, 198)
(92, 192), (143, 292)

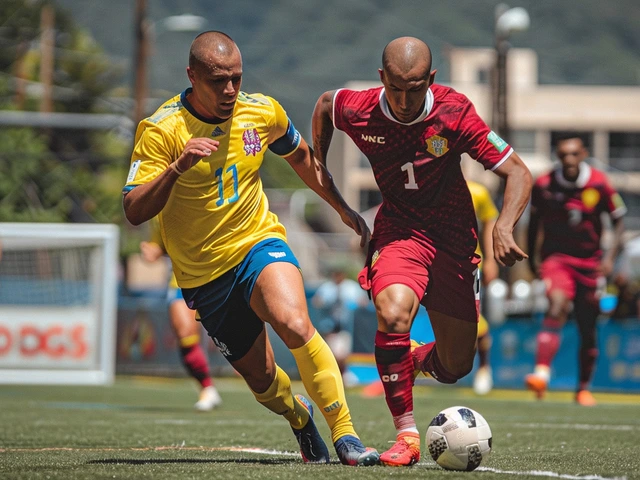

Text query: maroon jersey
(532, 163), (626, 260)
(333, 85), (513, 258)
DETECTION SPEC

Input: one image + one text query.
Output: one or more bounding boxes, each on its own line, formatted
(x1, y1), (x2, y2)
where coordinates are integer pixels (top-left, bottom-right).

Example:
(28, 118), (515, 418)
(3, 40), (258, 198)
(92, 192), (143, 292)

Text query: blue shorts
(181, 238), (300, 362)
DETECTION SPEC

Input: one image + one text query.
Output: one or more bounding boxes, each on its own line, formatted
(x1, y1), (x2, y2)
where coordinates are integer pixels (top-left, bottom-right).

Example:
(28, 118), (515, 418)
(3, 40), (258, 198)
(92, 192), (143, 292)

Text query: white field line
(1, 445), (629, 479)
(0, 446), (299, 456)
(511, 423), (638, 431)
(230, 450), (622, 479)
(476, 467), (627, 480)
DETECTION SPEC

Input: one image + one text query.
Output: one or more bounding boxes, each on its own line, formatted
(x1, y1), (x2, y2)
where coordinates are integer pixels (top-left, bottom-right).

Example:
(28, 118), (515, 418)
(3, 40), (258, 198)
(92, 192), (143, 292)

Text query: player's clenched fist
(174, 138), (220, 173)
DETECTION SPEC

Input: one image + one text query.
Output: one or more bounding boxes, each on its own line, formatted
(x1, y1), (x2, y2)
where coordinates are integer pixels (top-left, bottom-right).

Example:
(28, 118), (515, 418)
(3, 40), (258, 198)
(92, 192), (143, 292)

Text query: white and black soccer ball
(426, 406), (492, 471)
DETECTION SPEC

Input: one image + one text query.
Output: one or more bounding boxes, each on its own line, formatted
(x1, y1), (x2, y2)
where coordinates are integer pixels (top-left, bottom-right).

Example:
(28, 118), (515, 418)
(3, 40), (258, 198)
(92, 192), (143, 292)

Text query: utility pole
(492, 4), (529, 145)
(133, 0), (150, 124)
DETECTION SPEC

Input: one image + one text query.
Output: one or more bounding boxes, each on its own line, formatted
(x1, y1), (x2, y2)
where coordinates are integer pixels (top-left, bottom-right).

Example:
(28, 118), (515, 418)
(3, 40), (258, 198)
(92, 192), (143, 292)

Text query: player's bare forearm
(312, 91), (337, 166)
(492, 153), (533, 266)
(601, 217), (625, 274)
(124, 138), (218, 226)
(287, 139), (348, 212)
(123, 168), (180, 226)
(286, 139), (370, 246)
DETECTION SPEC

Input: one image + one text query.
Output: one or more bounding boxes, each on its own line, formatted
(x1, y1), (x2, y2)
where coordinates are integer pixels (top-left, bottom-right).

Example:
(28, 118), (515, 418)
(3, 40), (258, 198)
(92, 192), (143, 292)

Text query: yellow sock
(250, 365), (310, 430)
(291, 331), (357, 443)
(179, 334), (200, 348)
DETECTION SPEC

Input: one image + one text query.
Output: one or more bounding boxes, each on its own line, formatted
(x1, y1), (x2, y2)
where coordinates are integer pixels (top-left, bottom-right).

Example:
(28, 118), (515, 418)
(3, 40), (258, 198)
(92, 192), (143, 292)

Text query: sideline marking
(1, 446), (628, 479)
(512, 422), (638, 431)
(476, 467), (627, 480)
(0, 446), (299, 456)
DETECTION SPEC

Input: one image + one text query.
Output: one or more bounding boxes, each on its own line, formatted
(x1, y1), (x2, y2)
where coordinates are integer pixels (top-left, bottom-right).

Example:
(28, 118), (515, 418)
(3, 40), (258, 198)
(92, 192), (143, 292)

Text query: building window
(477, 68), (490, 85)
(511, 130), (536, 153)
(609, 132), (640, 172)
(618, 192), (640, 231)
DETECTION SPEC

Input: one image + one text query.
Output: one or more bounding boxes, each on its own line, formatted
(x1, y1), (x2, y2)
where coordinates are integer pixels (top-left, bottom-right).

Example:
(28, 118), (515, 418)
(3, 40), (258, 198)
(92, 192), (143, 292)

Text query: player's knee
(376, 305), (413, 333)
(428, 350), (473, 384)
(276, 313), (315, 348)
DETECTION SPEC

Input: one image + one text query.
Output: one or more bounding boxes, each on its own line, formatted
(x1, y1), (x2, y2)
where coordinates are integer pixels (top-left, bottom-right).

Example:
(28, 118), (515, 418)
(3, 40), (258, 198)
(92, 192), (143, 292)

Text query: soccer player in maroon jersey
(312, 36), (532, 466)
(525, 133), (626, 406)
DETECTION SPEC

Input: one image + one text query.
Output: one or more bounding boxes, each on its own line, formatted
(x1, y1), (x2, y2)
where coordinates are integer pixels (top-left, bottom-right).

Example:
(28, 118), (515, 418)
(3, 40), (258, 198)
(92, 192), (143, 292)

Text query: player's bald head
(189, 31), (241, 72)
(382, 37), (432, 77)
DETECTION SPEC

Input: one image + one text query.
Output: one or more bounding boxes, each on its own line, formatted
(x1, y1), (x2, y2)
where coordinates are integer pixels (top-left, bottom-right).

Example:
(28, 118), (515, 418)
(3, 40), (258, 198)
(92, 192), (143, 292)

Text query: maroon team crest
(242, 128), (262, 156)
(426, 135), (449, 157)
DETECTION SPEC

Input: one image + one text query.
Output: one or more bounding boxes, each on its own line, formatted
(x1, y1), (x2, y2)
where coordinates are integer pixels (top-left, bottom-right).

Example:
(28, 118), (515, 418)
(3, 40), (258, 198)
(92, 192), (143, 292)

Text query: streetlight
(492, 4), (530, 144)
(133, 1), (206, 123)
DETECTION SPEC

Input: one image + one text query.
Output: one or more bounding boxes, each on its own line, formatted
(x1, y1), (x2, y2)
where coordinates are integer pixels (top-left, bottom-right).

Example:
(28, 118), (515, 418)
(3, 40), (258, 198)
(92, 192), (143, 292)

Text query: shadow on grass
(87, 458), (299, 465)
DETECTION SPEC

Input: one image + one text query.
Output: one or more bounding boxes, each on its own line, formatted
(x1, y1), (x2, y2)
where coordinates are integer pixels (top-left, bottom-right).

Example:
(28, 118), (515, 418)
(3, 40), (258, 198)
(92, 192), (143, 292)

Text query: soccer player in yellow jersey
(140, 218), (222, 411)
(466, 180), (500, 396)
(122, 31), (379, 466)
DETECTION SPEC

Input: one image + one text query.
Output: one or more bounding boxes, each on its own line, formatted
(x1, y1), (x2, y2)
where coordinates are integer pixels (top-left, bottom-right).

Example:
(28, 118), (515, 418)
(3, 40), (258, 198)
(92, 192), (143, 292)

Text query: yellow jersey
(467, 180), (499, 262)
(124, 89), (299, 288)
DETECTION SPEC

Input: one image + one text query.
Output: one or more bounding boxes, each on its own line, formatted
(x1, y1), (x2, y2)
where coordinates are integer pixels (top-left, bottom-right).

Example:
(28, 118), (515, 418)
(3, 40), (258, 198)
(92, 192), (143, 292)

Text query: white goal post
(0, 223), (119, 385)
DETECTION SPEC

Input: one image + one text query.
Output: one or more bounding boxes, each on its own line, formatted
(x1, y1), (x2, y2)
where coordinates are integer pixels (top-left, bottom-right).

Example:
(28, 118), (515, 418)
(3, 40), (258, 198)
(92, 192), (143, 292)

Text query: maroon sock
(412, 341), (459, 384)
(578, 347), (598, 391)
(180, 343), (212, 388)
(374, 331), (414, 417)
(535, 318), (562, 367)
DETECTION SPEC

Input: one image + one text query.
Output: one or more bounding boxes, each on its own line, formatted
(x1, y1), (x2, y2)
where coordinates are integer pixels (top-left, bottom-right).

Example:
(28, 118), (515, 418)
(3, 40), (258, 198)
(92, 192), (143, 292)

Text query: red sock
(578, 347), (598, 391)
(374, 331), (414, 418)
(180, 343), (212, 388)
(412, 341), (459, 384)
(535, 318), (562, 367)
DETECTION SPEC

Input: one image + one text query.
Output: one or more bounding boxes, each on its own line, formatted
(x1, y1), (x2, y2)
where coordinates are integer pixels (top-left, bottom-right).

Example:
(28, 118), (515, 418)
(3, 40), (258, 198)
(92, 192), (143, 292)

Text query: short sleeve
(456, 95), (514, 171)
(602, 178), (627, 219)
(124, 120), (175, 188)
(332, 88), (356, 132)
(267, 96), (291, 142)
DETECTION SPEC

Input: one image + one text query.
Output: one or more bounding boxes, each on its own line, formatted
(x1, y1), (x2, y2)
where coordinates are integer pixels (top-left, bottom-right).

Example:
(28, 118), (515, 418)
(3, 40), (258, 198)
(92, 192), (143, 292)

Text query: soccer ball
(426, 406), (492, 471)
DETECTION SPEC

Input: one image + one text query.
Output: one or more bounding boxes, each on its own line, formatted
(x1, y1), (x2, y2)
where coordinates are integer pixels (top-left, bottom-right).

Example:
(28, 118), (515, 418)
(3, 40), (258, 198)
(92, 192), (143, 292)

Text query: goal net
(0, 223), (119, 385)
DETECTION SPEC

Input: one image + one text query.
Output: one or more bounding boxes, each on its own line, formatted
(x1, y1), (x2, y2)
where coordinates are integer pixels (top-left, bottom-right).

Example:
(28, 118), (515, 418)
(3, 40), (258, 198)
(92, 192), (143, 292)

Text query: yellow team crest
(426, 135), (449, 157)
(581, 188), (600, 209)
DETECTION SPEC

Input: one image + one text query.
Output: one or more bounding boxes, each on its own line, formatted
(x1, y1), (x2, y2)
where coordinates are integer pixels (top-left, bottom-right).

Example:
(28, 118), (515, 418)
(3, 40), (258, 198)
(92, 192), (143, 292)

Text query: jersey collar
(379, 87), (434, 125)
(180, 88), (229, 125)
(554, 162), (592, 188)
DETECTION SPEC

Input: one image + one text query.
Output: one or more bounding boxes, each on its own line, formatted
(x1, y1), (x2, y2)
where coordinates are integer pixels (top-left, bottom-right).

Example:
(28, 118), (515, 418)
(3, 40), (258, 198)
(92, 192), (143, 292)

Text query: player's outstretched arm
(492, 152), (533, 267)
(123, 138), (218, 226)
(284, 138), (370, 247)
(311, 90), (337, 167)
(600, 216), (625, 277)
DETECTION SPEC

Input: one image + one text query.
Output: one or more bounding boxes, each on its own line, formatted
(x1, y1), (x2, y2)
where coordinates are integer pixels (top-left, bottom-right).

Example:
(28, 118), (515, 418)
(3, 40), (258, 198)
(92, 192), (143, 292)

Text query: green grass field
(1, 376), (638, 479)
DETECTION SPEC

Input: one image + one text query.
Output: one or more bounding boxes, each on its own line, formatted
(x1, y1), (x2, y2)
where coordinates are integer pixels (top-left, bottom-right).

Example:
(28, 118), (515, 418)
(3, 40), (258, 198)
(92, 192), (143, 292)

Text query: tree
(0, 0), (129, 226)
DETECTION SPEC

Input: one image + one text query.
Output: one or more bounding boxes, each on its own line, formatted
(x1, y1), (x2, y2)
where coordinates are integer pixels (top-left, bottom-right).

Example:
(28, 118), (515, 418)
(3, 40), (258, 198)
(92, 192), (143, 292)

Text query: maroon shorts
(539, 253), (604, 300)
(358, 237), (480, 323)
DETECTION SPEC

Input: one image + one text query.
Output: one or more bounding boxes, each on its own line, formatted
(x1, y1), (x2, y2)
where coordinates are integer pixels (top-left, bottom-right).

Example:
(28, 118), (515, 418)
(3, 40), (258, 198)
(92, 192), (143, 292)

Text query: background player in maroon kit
(525, 133), (626, 406)
(312, 36), (532, 466)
